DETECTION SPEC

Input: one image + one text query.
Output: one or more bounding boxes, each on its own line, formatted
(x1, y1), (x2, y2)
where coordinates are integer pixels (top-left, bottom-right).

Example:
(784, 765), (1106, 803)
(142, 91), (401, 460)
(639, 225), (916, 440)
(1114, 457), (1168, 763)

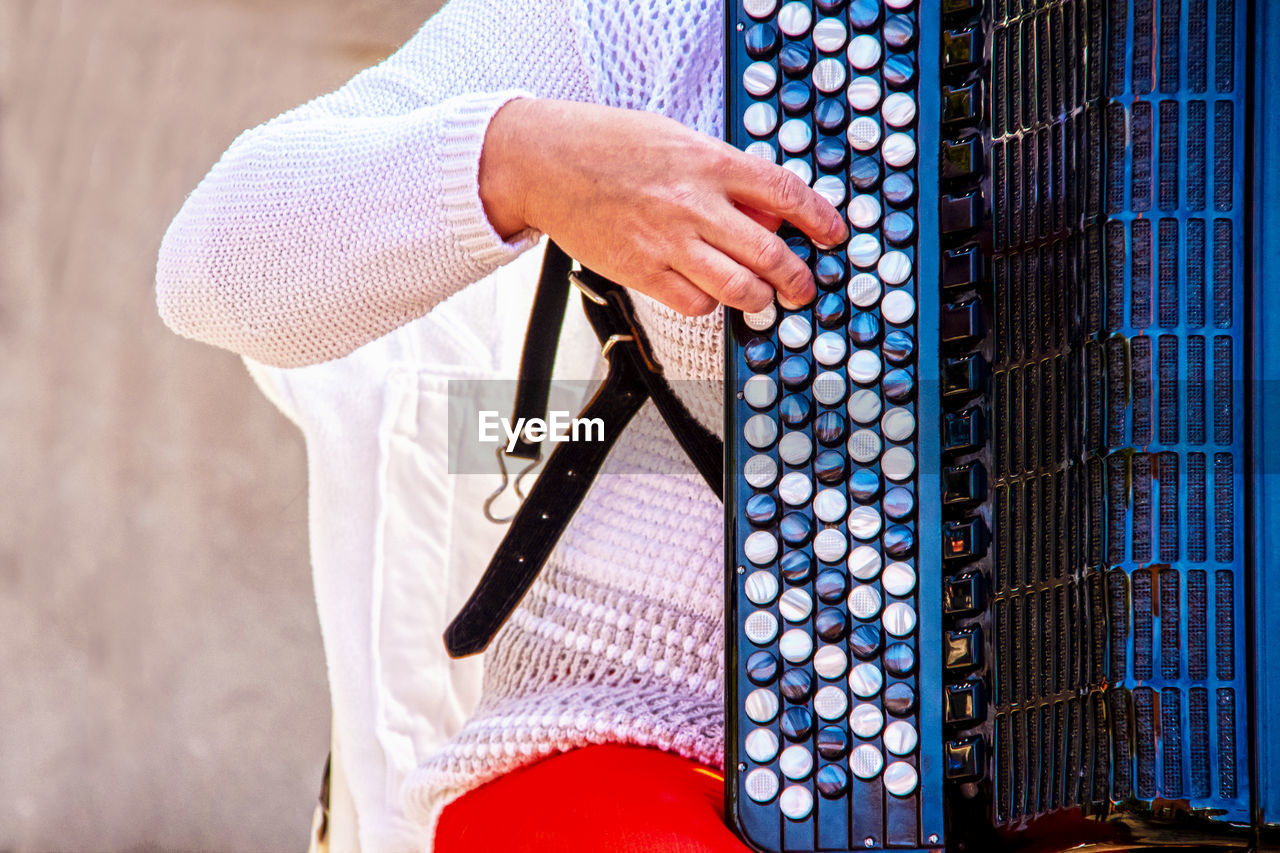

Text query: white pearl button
(881, 561), (917, 596)
(744, 413), (779, 449)
(745, 688), (779, 724)
(882, 92), (917, 128)
(847, 349), (882, 385)
(779, 587), (813, 623)
(779, 745), (814, 780)
(884, 761), (919, 796)
(812, 371), (846, 406)
(878, 250), (912, 285)
(847, 194), (882, 229)
(884, 720), (919, 756)
(779, 628), (814, 663)
(813, 174), (846, 207)
(743, 62), (778, 97)
(881, 407), (916, 442)
(813, 685), (849, 721)
(848, 583), (883, 620)
(847, 392), (881, 428)
(812, 57), (846, 94)
(744, 454), (778, 489)
(813, 645), (848, 679)
(783, 158), (813, 185)
(847, 116), (881, 151)
(850, 703), (884, 738)
(746, 727), (781, 763)
(846, 75), (881, 111)
(778, 431), (813, 466)
(745, 609), (779, 644)
(744, 569), (779, 605)
(847, 505), (883, 540)
(812, 17), (848, 53)
(744, 140), (777, 163)
(882, 132), (917, 167)
(743, 301), (777, 330)
(813, 332), (847, 366)
(744, 102), (778, 137)
(778, 119), (813, 154)
(777, 1), (812, 36)
(813, 488), (848, 523)
(851, 743), (885, 779)
(847, 233), (882, 268)
(779, 785), (814, 820)
(742, 0), (778, 19)
(743, 374), (778, 409)
(778, 471), (813, 506)
(813, 528), (848, 563)
(745, 767), (779, 803)
(847, 272), (881, 307)
(881, 446), (916, 482)
(778, 314), (812, 349)
(847, 428), (881, 464)
(744, 530), (779, 566)
(885, 0), (914, 9)
(847, 544), (882, 580)
(846, 34), (882, 71)
(882, 601), (917, 637)
(882, 289), (917, 325)
(848, 662), (883, 698)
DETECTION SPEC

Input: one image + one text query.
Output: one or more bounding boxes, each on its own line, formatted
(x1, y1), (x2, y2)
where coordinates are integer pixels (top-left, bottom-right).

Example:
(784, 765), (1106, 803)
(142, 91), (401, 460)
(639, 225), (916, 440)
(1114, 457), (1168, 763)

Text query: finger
(634, 268), (719, 317)
(676, 242), (774, 314)
(734, 201), (783, 232)
(700, 203), (814, 307)
(725, 158), (848, 245)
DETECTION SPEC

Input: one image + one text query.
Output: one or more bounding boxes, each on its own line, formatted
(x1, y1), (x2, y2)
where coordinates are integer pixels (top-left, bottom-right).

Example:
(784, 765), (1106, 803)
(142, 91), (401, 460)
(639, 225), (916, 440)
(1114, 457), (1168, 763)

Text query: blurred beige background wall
(0, 0), (440, 848)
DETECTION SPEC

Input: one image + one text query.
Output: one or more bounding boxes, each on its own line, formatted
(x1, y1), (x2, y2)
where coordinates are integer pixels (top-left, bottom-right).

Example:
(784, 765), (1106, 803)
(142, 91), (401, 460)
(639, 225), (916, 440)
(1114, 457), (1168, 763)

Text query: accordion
(723, 0), (1280, 850)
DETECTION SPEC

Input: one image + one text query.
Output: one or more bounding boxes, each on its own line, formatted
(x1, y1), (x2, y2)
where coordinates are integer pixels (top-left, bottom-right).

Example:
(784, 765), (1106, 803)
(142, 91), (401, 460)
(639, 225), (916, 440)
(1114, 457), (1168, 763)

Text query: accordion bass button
(743, 61), (779, 98)
(815, 609), (850, 644)
(850, 702), (884, 738)
(846, 0), (880, 32)
(780, 550), (814, 584)
(744, 767), (780, 804)
(815, 764), (849, 798)
(780, 706), (815, 741)
(744, 568), (780, 604)
(848, 623), (883, 660)
(746, 650), (779, 685)
(883, 681), (916, 716)
(883, 720), (918, 757)
(882, 13), (916, 49)
(745, 687), (780, 723)
(817, 725), (850, 759)
(742, 101), (778, 137)
(779, 785), (814, 820)
(780, 667), (814, 702)
(779, 744), (814, 780)
(811, 17), (848, 53)
(741, 0), (779, 20)
(883, 761), (919, 797)
(942, 517), (989, 562)
(944, 625), (983, 672)
(944, 735), (986, 782)
(814, 449), (848, 487)
(776, 1), (812, 38)
(944, 680), (987, 728)
(778, 41), (814, 77)
(779, 80), (814, 116)
(745, 727), (781, 763)
(745, 493), (780, 527)
(848, 662), (883, 699)
(815, 568), (849, 603)
(743, 23), (781, 60)
(744, 453), (779, 490)
(942, 570), (985, 616)
(850, 743), (885, 780)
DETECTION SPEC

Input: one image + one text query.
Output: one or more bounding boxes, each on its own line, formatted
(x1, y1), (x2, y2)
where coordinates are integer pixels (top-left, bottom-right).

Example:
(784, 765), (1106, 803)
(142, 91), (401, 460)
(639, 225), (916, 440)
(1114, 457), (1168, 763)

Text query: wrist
(479, 98), (538, 239)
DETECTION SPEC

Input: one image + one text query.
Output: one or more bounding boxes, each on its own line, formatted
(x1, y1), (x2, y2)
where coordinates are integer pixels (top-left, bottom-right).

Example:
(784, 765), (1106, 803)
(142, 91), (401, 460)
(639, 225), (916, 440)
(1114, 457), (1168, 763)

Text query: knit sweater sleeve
(155, 0), (594, 367)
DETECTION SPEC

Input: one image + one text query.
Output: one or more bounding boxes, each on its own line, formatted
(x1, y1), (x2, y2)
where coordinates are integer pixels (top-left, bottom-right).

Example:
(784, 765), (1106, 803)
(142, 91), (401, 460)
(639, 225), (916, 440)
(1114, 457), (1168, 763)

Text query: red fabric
(434, 745), (753, 852)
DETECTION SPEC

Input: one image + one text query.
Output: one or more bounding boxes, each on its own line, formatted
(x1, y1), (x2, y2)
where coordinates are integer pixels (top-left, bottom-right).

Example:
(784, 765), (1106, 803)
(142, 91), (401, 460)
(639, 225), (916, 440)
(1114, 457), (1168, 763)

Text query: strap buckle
(482, 447), (541, 524)
(571, 272), (663, 376)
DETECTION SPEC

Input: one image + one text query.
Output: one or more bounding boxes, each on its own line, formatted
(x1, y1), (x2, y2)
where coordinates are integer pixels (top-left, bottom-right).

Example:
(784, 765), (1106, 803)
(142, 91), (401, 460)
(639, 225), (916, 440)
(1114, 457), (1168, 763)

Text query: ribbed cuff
(438, 90), (542, 268)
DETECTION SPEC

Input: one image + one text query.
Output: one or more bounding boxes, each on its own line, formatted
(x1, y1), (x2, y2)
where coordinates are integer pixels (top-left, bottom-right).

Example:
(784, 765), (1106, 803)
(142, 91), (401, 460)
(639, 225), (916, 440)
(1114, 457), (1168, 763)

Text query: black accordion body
(723, 0), (1280, 850)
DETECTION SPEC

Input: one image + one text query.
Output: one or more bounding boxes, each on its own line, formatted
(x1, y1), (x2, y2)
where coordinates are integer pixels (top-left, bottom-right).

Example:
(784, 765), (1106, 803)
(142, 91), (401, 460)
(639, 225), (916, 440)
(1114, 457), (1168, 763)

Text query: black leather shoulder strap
(444, 246), (723, 658)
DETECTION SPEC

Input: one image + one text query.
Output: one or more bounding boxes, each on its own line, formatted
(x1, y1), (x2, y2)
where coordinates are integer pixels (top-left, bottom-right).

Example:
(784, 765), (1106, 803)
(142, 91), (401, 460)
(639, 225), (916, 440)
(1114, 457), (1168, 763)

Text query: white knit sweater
(157, 0), (730, 848)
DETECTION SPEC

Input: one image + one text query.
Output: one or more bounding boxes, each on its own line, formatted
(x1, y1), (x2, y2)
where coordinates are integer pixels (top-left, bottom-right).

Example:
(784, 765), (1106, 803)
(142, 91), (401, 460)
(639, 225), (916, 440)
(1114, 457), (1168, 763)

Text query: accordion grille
(973, 0), (1249, 828)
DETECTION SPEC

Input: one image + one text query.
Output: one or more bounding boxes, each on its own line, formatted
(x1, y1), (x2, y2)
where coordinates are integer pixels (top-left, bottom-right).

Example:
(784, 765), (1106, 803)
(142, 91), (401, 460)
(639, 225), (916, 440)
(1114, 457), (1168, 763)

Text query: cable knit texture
(156, 0), (729, 845)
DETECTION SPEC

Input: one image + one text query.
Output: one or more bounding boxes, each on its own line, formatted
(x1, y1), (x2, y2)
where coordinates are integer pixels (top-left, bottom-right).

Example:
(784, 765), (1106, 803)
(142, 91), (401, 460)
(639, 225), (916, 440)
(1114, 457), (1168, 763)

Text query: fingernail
(831, 215), (849, 242)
